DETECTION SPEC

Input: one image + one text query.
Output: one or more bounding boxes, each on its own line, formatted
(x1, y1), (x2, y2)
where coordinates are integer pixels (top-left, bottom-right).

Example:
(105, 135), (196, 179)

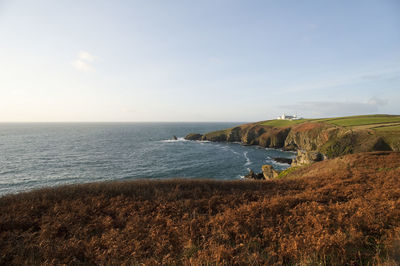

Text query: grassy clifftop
(1, 152), (399, 264)
(260, 114), (400, 129)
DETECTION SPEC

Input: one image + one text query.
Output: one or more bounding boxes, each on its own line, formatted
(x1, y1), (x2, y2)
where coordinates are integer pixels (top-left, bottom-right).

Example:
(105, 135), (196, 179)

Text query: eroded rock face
(273, 158), (292, 164)
(258, 128), (291, 148)
(226, 127), (242, 142)
(261, 165), (280, 179)
(292, 150), (326, 166)
(186, 121), (395, 159)
(241, 126), (265, 145)
(284, 123), (335, 152)
(185, 133), (203, 141)
(202, 133), (223, 142)
(373, 137), (393, 151)
(244, 169), (265, 180)
(244, 165), (282, 180)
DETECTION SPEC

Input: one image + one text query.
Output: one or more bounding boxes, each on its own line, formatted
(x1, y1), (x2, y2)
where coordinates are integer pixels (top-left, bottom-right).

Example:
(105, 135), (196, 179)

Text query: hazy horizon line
(0, 113), (398, 124)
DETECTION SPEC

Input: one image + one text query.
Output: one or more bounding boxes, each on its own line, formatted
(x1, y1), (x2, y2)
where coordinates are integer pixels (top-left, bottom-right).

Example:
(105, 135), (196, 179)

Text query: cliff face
(284, 123), (336, 151)
(201, 123), (290, 149)
(186, 121), (396, 159)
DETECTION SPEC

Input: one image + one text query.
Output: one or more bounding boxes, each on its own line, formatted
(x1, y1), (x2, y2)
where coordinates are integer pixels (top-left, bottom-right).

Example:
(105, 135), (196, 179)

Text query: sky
(0, 0), (399, 122)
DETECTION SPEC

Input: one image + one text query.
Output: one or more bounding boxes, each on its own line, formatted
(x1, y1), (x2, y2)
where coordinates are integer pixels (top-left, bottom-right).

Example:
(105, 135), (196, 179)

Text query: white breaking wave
(273, 161), (291, 166)
(244, 151), (252, 166)
(230, 149), (240, 155)
(160, 137), (187, 143)
(197, 140), (211, 145)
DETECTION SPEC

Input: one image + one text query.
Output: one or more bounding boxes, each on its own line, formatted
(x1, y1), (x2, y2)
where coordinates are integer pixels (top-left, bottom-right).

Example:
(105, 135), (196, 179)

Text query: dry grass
(1, 152), (400, 265)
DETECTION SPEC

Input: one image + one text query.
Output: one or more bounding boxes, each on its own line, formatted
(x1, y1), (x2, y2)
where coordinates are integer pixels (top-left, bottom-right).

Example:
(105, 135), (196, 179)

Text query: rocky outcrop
(183, 120), (398, 183)
(185, 121), (396, 161)
(193, 124), (290, 149)
(373, 137), (392, 151)
(258, 127), (291, 148)
(261, 165), (281, 179)
(185, 133), (203, 141)
(284, 123), (337, 151)
(273, 158), (293, 164)
(243, 165), (282, 180)
(203, 130), (227, 142)
(285, 124), (394, 158)
(292, 150), (326, 166)
(243, 169), (265, 180)
(226, 127), (242, 142)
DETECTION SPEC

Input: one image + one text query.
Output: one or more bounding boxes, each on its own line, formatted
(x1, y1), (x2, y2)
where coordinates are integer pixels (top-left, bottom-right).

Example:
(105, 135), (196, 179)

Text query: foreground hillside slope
(1, 152), (400, 265)
(186, 115), (400, 158)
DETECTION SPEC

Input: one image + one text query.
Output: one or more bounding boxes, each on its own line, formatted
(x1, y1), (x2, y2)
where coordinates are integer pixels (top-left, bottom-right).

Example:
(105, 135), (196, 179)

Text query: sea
(0, 123), (295, 196)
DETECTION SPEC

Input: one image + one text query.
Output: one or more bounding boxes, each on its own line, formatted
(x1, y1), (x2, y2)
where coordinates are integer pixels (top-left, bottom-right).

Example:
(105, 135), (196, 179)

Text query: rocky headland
(185, 115), (400, 179)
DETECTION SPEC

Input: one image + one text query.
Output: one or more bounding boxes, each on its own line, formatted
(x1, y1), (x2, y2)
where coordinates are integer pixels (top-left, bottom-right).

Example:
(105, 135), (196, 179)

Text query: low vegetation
(315, 114), (400, 128)
(276, 166), (303, 179)
(1, 152), (400, 265)
(259, 114), (400, 130)
(259, 119), (309, 127)
(375, 125), (400, 132)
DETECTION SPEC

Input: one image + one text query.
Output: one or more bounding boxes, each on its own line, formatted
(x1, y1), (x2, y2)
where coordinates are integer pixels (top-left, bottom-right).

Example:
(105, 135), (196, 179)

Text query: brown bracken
(0, 151), (399, 265)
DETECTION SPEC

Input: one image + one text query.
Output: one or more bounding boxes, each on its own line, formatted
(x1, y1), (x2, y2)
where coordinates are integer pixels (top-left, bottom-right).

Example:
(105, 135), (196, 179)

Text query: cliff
(185, 115), (400, 160)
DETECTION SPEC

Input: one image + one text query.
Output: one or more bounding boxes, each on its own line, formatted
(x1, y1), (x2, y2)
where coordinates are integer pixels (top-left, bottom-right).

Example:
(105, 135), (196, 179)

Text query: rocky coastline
(185, 120), (395, 180)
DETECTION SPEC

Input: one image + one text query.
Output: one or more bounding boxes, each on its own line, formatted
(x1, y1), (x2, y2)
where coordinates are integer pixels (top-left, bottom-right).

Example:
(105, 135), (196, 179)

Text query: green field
(260, 119), (309, 127)
(314, 115), (400, 127)
(260, 115), (400, 129)
(374, 125), (400, 131)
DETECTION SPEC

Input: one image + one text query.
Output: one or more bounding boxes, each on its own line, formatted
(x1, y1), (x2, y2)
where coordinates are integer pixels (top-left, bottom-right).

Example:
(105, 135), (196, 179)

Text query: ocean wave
(230, 149), (240, 155)
(197, 140), (211, 145)
(244, 151), (252, 166)
(272, 161), (291, 167)
(160, 137), (188, 143)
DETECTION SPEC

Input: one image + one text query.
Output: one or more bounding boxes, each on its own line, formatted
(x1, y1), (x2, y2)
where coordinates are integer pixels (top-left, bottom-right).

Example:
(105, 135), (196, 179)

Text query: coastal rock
(292, 150), (326, 166)
(282, 143), (297, 151)
(241, 126), (265, 145)
(244, 169), (265, 180)
(173, 135), (178, 140)
(273, 157), (292, 164)
(258, 127), (291, 148)
(261, 165), (280, 179)
(203, 130), (227, 142)
(284, 123), (335, 152)
(373, 137), (392, 151)
(186, 118), (398, 161)
(185, 133), (203, 141)
(226, 127), (242, 142)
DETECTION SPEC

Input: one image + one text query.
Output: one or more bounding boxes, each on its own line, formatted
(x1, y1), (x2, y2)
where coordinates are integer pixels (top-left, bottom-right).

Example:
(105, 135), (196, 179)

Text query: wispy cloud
(280, 97), (388, 117)
(72, 51), (97, 72)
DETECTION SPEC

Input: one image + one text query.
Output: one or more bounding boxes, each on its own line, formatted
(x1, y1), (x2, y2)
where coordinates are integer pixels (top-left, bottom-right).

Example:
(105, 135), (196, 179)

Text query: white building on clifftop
(276, 114), (301, 120)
